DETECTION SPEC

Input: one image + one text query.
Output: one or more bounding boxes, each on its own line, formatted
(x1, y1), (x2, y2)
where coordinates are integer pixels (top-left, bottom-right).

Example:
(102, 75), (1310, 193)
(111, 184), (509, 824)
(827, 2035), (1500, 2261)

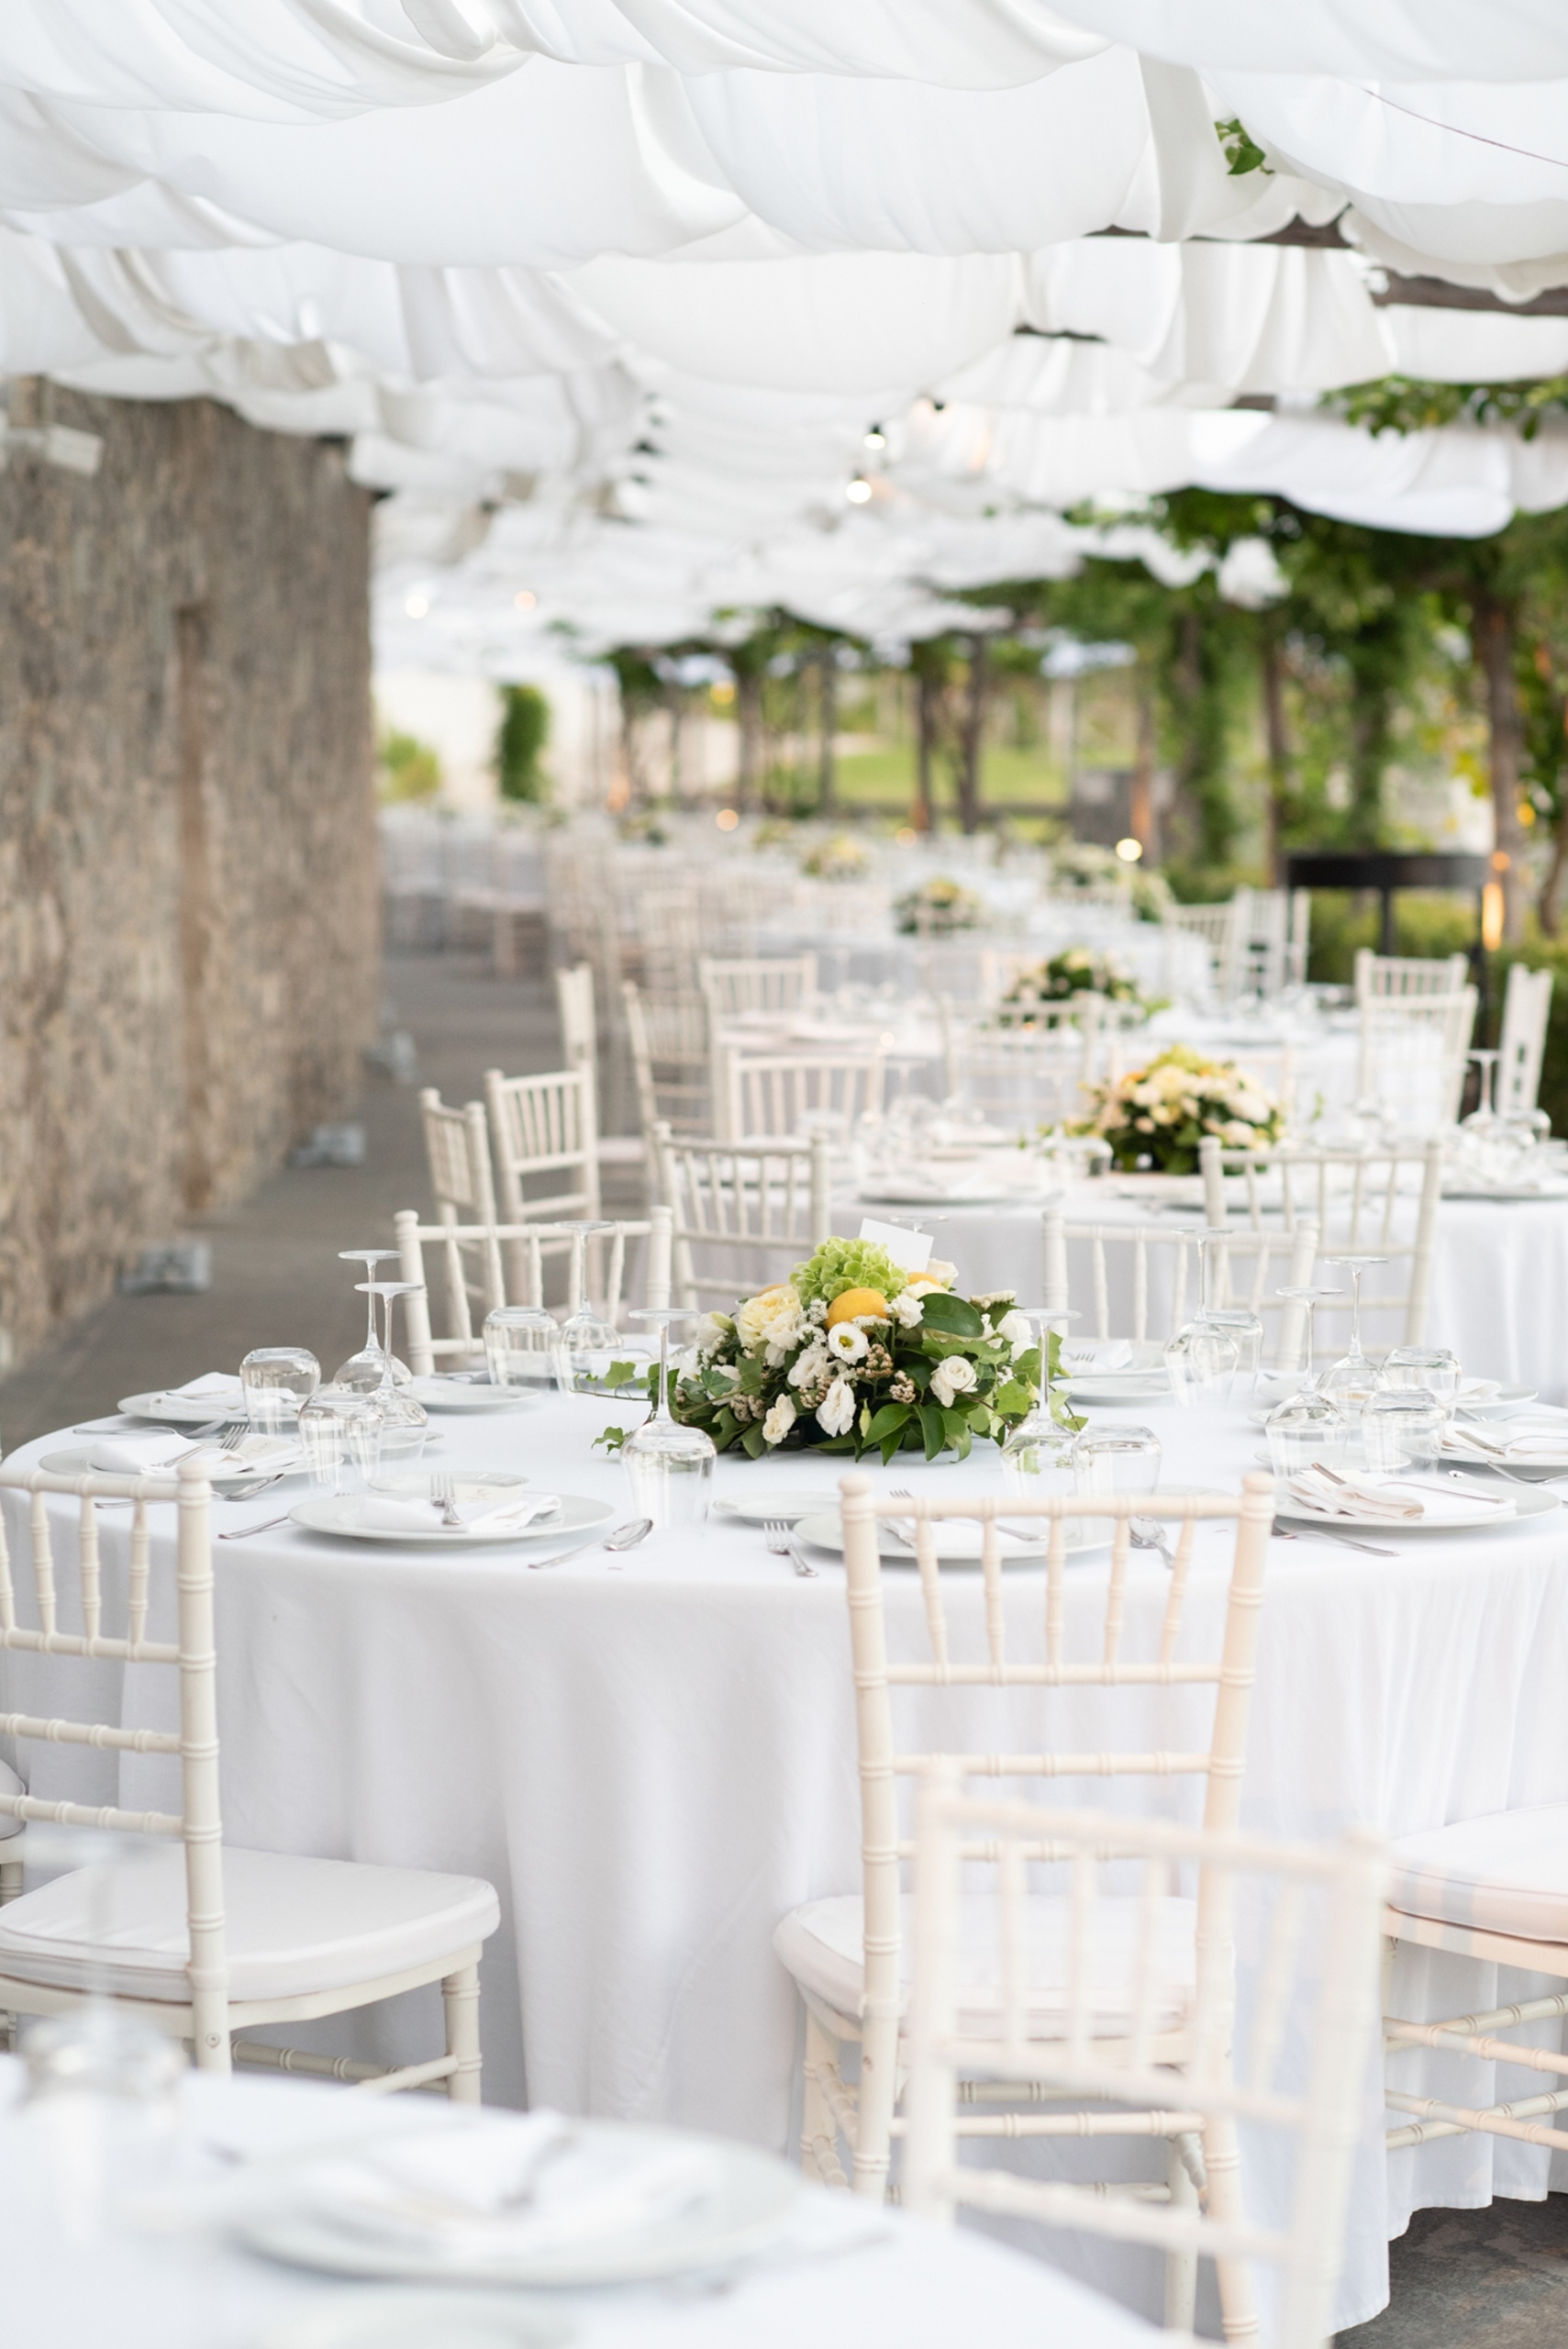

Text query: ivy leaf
(593, 1425), (628, 1453)
(605, 1360), (639, 1392)
(993, 1378), (1034, 1417)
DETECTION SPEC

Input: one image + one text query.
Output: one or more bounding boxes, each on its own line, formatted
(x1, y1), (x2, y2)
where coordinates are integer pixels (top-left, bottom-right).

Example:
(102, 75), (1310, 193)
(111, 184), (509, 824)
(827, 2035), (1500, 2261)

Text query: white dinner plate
(714, 1489), (842, 1525)
(289, 1493), (613, 1546)
(795, 1509), (1111, 1562)
(117, 1389), (247, 1427)
(406, 1377), (541, 1414)
(1454, 1385), (1539, 1419)
(1066, 1373), (1172, 1405)
(238, 2124), (800, 2288)
(40, 1444), (295, 1496)
(1441, 1184), (1568, 1203)
(856, 1189), (1025, 1210)
(1440, 1439), (1568, 1481)
(258, 2291), (573, 2349)
(1273, 1473), (1558, 1535)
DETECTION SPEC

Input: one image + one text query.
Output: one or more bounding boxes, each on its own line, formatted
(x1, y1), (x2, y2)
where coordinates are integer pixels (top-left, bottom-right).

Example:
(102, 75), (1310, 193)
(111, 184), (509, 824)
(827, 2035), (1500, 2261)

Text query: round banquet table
(833, 1176), (1568, 1405)
(7, 1392), (1568, 2332)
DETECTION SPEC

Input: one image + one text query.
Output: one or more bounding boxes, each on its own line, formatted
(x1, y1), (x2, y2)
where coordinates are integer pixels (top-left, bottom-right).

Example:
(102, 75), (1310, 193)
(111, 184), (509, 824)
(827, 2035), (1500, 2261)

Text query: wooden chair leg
(1163, 2133), (1200, 2331)
(1206, 2111), (1262, 2343)
(0, 1854), (22, 1905)
(442, 1964), (483, 2104)
(802, 2009), (849, 2186)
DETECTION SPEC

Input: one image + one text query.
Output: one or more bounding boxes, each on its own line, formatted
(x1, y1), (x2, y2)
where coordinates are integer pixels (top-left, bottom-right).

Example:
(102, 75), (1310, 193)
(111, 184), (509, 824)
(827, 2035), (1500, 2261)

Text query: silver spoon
(527, 1517), (652, 1572)
(1129, 1517), (1174, 1570)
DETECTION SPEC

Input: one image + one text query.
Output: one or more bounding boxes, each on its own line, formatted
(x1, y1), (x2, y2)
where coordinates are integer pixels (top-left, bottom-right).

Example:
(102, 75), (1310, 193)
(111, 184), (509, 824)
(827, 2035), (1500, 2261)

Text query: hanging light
(515, 589), (537, 609)
(1115, 837), (1144, 863)
(845, 477), (873, 506)
(863, 426), (886, 451)
(405, 592), (429, 618)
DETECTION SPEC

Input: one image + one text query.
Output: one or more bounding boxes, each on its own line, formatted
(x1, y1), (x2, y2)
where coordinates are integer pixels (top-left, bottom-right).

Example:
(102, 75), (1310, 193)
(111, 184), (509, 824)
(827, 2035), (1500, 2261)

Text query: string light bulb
(845, 477), (873, 505)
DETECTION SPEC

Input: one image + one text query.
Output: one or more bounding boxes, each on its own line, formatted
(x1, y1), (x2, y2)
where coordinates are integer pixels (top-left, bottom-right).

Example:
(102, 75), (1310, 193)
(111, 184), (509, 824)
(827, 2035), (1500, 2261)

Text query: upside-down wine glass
(621, 1307), (715, 1528)
(358, 1281), (429, 1464)
(1000, 1308), (1079, 1499)
(334, 1250), (410, 1389)
(1318, 1253), (1387, 1424)
(1194, 1223), (1264, 1393)
(556, 1221), (625, 1391)
(1265, 1284), (1349, 1475)
(1164, 1229), (1240, 1407)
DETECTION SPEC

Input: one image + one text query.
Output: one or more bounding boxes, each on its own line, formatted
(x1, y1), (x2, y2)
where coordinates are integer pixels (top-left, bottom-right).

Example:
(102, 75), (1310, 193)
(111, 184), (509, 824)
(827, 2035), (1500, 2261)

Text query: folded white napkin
(305, 2112), (718, 2261)
(153, 1373), (246, 1408)
(1456, 1379), (1502, 1404)
(355, 1491), (562, 1536)
(884, 1518), (1037, 1558)
(1446, 1422), (1568, 1464)
(90, 1431), (300, 1477)
(87, 1431), (190, 1474)
(1062, 1341), (1134, 1375)
(1287, 1468), (1514, 1523)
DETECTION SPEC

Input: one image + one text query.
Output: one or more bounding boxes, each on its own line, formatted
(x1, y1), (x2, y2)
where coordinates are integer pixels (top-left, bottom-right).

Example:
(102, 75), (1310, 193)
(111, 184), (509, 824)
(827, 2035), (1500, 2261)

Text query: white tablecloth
(834, 1177), (1568, 1404)
(7, 1392), (1568, 2332)
(0, 2062), (1159, 2349)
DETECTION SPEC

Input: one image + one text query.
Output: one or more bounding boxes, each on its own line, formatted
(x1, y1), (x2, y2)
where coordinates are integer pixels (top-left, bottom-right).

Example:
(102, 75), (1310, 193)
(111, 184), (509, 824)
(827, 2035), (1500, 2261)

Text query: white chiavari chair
(697, 952), (818, 1020)
(420, 1088), (503, 1328)
(396, 1205), (673, 1370)
(638, 889), (703, 996)
(722, 1048), (884, 1146)
(1231, 886), (1311, 1001)
(622, 981), (711, 1141)
(0, 1460), (498, 2089)
(773, 1475), (1275, 2335)
(1497, 962), (1553, 1117)
(945, 1014), (1101, 1131)
(1354, 948), (1470, 1002)
(1383, 1804), (1568, 2165)
(653, 1120), (828, 1308)
(0, 1759), (24, 1902)
(903, 1780), (1388, 2349)
(484, 1066), (601, 1225)
(554, 960), (646, 1174)
(1162, 899), (1240, 1001)
(1198, 1137), (1442, 1356)
(1042, 1210), (1318, 1371)
(1356, 986), (1475, 1129)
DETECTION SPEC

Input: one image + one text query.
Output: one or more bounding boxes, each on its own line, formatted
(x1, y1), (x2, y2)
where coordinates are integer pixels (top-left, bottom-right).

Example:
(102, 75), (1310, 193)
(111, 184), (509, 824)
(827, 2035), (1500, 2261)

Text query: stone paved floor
(6, 947), (1568, 2341)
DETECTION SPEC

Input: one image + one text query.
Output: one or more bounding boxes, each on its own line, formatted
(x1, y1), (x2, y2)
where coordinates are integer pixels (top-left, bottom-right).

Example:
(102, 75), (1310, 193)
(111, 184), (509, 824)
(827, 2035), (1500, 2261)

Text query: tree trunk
(1129, 671), (1158, 863)
(1259, 630), (1291, 885)
(956, 633), (987, 834)
(817, 650), (837, 817)
(914, 659), (940, 832)
(1476, 588), (1528, 943)
(736, 668), (762, 809)
(1540, 807), (1568, 938)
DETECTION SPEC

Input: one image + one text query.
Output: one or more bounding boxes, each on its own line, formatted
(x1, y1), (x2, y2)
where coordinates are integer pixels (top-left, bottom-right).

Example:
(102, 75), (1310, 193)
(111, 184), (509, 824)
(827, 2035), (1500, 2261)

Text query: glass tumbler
(1265, 1388), (1348, 1478)
(1072, 1424), (1162, 1499)
(1362, 1388), (1445, 1475)
(240, 1347), (320, 1435)
(1164, 1320), (1240, 1408)
(1380, 1347), (1461, 1415)
(298, 1388), (384, 1495)
(484, 1307), (562, 1399)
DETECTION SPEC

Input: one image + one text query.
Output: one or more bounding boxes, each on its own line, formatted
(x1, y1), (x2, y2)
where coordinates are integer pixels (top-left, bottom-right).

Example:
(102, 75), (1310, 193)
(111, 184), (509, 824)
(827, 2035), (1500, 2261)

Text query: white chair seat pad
(0, 1844), (499, 2003)
(1389, 1803), (1568, 1944)
(773, 1891), (1195, 2036)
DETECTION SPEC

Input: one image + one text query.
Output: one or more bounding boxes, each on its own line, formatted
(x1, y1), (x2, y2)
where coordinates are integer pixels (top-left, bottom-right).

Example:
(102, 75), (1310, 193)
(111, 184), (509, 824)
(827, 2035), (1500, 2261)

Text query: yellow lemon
(826, 1286), (890, 1329)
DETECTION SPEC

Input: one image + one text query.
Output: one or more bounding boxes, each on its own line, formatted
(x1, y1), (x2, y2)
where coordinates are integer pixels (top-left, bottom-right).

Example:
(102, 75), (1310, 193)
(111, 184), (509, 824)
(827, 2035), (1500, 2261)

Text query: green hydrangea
(790, 1237), (908, 1308)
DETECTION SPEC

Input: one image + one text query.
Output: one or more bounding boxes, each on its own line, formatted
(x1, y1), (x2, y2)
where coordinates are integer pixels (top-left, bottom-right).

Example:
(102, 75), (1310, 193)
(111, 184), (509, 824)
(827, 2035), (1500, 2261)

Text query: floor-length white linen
(7, 1389), (1568, 2329)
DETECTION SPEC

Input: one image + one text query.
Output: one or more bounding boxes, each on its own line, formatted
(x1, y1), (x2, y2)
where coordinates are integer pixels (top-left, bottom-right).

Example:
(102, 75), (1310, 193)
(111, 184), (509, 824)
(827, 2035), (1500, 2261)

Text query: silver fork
(1130, 1517), (1174, 1570)
(429, 1470), (463, 1529)
(763, 1519), (817, 1577)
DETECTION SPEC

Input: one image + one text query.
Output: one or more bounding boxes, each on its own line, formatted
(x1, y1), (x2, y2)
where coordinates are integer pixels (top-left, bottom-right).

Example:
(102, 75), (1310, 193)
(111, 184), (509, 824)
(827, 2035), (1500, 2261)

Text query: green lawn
(825, 745), (1070, 814)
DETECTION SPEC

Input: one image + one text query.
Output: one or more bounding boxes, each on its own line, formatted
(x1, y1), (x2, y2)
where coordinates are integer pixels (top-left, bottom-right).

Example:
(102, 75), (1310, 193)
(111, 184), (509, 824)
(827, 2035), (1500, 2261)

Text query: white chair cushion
(0, 1759), (24, 1840)
(773, 1891), (1195, 2037)
(1388, 1803), (1568, 1944)
(0, 1844), (499, 2002)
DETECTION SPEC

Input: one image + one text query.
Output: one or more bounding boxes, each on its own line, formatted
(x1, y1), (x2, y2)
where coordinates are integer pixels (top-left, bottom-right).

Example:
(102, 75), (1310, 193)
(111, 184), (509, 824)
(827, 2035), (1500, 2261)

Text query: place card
(858, 1216), (933, 1273)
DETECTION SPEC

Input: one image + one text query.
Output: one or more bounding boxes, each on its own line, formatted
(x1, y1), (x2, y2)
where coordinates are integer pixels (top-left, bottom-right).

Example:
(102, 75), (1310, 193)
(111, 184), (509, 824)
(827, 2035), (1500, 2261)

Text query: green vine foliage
(1215, 117), (1273, 177)
(1327, 375), (1568, 443)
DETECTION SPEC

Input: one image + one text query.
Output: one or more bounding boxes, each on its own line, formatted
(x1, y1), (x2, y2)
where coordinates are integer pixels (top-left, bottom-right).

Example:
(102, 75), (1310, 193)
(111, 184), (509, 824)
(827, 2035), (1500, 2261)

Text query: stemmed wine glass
(621, 1307), (716, 1527)
(1164, 1228), (1240, 1406)
(334, 1250), (410, 1388)
(557, 1221), (625, 1391)
(1317, 1253), (1387, 1422)
(1265, 1285), (1350, 1474)
(358, 1280), (428, 1464)
(1194, 1224), (1264, 1391)
(1000, 1308), (1079, 1497)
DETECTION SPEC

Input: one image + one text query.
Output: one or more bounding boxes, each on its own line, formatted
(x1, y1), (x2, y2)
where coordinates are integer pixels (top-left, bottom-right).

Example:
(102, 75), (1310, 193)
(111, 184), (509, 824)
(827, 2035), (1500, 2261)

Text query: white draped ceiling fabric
(6, 5), (1568, 658)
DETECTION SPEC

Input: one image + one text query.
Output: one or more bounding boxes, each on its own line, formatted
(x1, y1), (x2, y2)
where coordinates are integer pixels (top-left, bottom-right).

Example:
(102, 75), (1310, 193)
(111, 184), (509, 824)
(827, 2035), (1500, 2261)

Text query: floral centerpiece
(801, 833), (870, 882)
(597, 1237), (1070, 1465)
(893, 875), (986, 935)
(1047, 841), (1172, 922)
(1072, 1043), (1285, 1174)
(995, 948), (1158, 1024)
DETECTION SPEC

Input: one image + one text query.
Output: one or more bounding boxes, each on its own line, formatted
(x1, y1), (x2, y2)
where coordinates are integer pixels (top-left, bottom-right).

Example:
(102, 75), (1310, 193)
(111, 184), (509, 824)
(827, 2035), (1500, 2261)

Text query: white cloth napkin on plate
(153, 1372), (246, 1408)
(1062, 1341), (1134, 1375)
(1447, 1422), (1568, 1464)
(1287, 1468), (1514, 1523)
(355, 1492), (562, 1535)
(87, 1431), (192, 1474)
(303, 2112), (718, 2260)
(1456, 1379), (1502, 1404)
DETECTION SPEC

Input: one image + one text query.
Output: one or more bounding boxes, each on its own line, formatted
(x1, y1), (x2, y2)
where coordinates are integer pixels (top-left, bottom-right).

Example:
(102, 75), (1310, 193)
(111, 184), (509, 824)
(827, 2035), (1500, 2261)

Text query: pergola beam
(1094, 219), (1568, 317)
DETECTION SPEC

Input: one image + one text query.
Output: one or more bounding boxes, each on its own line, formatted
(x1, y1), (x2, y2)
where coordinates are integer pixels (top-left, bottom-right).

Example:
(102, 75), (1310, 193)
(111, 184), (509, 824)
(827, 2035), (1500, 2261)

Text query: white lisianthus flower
(889, 1290), (925, 1328)
(930, 1355), (978, 1408)
(787, 1338), (830, 1389)
(828, 1321), (869, 1363)
(762, 1394), (797, 1445)
(815, 1377), (857, 1437)
(735, 1284), (805, 1355)
(694, 1312), (731, 1353)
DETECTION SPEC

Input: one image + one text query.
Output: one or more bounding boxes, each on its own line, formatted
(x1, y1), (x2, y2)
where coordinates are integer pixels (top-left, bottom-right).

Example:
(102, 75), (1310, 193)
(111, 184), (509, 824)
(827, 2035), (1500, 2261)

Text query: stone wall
(0, 384), (377, 1363)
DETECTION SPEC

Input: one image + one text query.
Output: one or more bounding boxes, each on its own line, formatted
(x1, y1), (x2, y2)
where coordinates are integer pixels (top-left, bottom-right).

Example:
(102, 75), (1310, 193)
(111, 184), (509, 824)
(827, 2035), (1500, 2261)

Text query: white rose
(815, 1377), (858, 1437)
(995, 1308), (1029, 1353)
(889, 1290), (925, 1328)
(787, 1338), (830, 1390)
(694, 1313), (731, 1353)
(930, 1355), (978, 1408)
(828, 1322), (869, 1362)
(735, 1285), (805, 1354)
(762, 1394), (797, 1445)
